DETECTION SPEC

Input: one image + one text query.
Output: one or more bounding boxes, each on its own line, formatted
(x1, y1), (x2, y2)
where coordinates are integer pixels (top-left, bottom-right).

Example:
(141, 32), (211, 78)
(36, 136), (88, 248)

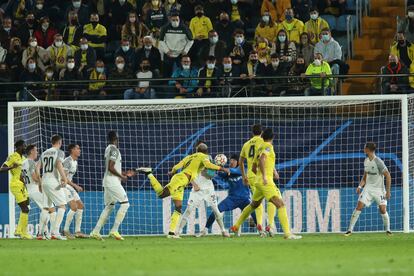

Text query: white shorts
(42, 180), (67, 207)
(27, 185), (47, 209)
(104, 184), (128, 205)
(187, 188), (217, 208)
(65, 185), (81, 203)
(359, 188), (387, 207)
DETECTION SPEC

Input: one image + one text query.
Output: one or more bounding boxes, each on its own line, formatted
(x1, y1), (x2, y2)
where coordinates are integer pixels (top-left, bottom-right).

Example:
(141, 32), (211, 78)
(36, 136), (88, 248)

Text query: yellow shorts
(10, 181), (29, 204)
(165, 173), (190, 201)
(252, 181), (282, 202)
(248, 176), (257, 188)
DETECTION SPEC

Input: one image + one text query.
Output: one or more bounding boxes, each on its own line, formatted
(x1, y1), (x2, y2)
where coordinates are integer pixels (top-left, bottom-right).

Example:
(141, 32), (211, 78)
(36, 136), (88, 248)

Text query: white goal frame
(7, 95), (412, 235)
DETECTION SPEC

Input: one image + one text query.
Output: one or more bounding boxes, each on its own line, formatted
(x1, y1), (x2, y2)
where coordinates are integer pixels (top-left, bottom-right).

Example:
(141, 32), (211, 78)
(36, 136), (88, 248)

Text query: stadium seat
(321, 15), (337, 31)
(346, 0), (357, 11)
(336, 15), (356, 32)
(335, 35), (349, 58)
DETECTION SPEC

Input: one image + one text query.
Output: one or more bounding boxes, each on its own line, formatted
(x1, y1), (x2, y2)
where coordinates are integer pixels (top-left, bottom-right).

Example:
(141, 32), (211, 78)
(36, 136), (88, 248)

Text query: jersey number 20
(43, 157), (54, 173)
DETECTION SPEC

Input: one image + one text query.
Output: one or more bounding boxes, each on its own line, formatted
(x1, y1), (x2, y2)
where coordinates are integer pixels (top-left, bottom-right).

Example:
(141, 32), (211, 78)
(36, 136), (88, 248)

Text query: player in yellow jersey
(137, 143), (229, 238)
(0, 140), (32, 239)
(240, 124), (276, 237)
(231, 128), (302, 240)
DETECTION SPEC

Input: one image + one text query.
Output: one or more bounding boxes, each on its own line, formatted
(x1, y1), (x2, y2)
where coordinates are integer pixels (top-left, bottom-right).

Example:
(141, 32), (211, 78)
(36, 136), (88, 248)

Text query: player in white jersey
(62, 144), (88, 239)
(22, 144), (52, 239)
(345, 142), (392, 236)
(36, 135), (69, 240)
(90, 131), (135, 241)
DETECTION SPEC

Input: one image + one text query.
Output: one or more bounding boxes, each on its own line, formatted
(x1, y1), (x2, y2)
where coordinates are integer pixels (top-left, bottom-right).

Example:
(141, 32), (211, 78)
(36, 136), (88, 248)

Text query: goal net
(8, 96), (413, 236)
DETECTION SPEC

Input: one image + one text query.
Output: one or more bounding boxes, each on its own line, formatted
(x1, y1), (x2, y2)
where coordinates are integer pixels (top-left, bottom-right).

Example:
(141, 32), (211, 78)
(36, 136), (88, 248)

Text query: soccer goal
(7, 95), (414, 236)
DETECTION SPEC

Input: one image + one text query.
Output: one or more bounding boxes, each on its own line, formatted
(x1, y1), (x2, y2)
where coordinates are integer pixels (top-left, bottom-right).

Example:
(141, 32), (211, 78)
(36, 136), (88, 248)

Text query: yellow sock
(277, 206), (291, 236)
(255, 203), (263, 226)
(148, 174), (163, 195)
(15, 215), (22, 234)
(169, 210), (181, 233)
(267, 202), (276, 228)
(235, 205), (254, 228)
(20, 212), (29, 234)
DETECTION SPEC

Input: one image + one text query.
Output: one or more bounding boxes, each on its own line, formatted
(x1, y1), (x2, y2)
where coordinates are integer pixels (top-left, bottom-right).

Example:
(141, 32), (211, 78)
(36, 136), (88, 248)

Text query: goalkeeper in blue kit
(198, 154), (257, 236)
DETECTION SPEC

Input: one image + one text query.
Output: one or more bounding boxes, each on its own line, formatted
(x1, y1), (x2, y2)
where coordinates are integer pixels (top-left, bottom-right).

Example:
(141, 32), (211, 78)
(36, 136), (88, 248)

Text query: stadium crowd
(0, 0), (355, 100)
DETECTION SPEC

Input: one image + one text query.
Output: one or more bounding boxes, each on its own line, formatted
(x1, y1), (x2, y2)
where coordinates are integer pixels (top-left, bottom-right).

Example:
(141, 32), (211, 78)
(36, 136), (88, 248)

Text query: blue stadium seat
(336, 15), (356, 32)
(335, 35), (348, 58)
(347, 0), (357, 11)
(321, 15), (337, 31)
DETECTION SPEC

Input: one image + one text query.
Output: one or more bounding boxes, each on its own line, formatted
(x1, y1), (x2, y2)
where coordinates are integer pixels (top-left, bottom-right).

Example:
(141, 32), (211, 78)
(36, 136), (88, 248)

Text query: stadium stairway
(342, 0), (405, 95)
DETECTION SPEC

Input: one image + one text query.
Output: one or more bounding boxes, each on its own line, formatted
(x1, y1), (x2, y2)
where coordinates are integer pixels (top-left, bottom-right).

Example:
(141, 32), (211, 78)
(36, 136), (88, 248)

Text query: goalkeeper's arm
(202, 159), (230, 174)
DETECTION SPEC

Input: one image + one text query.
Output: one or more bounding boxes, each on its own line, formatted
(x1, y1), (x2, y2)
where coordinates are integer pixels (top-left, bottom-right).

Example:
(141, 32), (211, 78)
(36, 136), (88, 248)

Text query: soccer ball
(214, 154), (227, 166)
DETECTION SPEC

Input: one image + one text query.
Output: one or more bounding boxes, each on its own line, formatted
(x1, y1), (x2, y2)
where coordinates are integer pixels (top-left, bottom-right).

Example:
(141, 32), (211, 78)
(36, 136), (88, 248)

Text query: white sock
(39, 209), (49, 234)
(49, 211), (56, 234)
(211, 203), (225, 233)
(52, 208), (65, 235)
(348, 209), (361, 232)
(178, 205), (194, 234)
(93, 204), (114, 233)
(75, 209), (83, 233)
(111, 203), (130, 233)
(381, 212), (390, 232)
(64, 209), (76, 232)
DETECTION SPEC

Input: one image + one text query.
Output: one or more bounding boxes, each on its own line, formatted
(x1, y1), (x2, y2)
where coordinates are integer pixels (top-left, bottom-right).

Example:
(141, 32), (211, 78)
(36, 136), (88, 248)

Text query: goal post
(7, 95), (414, 236)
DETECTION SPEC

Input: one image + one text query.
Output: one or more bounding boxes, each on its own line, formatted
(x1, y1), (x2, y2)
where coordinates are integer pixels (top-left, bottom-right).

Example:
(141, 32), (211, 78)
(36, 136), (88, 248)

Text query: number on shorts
(43, 156), (54, 173)
(248, 145), (255, 158)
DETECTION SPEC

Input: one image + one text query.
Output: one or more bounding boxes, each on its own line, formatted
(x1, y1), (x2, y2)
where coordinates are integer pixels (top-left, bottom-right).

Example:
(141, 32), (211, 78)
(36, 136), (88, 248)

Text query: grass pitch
(0, 233), (413, 275)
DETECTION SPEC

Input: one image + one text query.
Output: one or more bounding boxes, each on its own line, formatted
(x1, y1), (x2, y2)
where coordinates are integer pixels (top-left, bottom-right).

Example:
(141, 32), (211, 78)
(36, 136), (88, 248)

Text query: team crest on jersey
(265, 147), (271, 152)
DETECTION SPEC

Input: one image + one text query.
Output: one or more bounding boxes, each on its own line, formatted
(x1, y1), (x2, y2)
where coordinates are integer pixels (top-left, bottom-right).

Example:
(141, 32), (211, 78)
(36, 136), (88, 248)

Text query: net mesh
(11, 99), (407, 235)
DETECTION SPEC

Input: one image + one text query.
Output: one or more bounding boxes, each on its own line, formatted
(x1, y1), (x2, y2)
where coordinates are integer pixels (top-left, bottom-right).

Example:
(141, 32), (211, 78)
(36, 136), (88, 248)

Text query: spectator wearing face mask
(304, 7), (329, 44)
(136, 36), (161, 75)
(265, 53), (290, 96)
(215, 12), (237, 48)
(0, 17), (17, 50)
(16, 12), (38, 47)
(145, 0), (168, 40)
(109, 56), (133, 98)
(59, 56), (84, 100)
(122, 12), (150, 49)
(124, 58), (157, 99)
(47, 34), (73, 71)
(33, 0), (48, 21)
(390, 32), (414, 69)
(42, 66), (59, 100)
(241, 50), (267, 96)
(65, 0), (91, 26)
(297, 32), (314, 66)
(83, 13), (107, 60)
(304, 52), (332, 96)
(271, 29), (296, 67)
(287, 55), (309, 95)
(256, 38), (272, 65)
(168, 55), (198, 98)
(381, 54), (410, 94)
(114, 39), (137, 71)
(196, 55), (222, 97)
(199, 30), (227, 66)
(164, 0), (182, 16)
(315, 28), (342, 75)
(22, 37), (48, 73)
(228, 29), (253, 67)
(292, 0), (312, 23)
(277, 8), (304, 45)
(87, 59), (107, 99)
(74, 37), (97, 77)
(189, 5), (213, 60)
(261, 0), (291, 23)
(62, 11), (84, 50)
(34, 16), (57, 49)
(159, 12), (194, 79)
(255, 11), (278, 43)
(219, 56), (241, 96)
(398, 6), (414, 43)
(6, 37), (24, 81)
(19, 57), (43, 101)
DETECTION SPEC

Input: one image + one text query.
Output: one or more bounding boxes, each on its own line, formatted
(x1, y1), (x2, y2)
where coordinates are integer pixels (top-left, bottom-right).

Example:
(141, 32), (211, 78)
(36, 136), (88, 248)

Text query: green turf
(0, 233), (413, 275)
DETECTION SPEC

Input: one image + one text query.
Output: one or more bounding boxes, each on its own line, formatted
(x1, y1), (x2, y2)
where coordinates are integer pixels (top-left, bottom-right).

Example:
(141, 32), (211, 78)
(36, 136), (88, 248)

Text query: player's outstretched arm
(384, 171), (392, 199)
(357, 172), (367, 194)
(0, 159), (18, 173)
(169, 158), (186, 176)
(202, 158), (229, 174)
(259, 154), (267, 185)
(239, 155), (248, 185)
(108, 160), (127, 182)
